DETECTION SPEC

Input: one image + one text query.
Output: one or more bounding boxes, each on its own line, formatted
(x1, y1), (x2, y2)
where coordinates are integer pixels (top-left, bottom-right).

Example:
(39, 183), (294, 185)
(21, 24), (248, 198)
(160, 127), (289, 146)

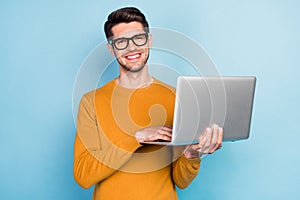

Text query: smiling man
(73, 7), (223, 200)
(108, 23), (150, 73)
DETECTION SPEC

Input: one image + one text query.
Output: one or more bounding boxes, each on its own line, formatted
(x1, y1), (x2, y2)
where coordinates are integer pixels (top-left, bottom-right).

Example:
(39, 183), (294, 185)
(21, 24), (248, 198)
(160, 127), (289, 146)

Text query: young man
(73, 7), (223, 200)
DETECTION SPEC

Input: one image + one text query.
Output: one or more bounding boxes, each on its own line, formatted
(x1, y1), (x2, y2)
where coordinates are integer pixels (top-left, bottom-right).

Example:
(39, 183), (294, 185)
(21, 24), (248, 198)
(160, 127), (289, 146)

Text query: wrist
(183, 146), (203, 159)
(135, 131), (144, 143)
(183, 150), (193, 159)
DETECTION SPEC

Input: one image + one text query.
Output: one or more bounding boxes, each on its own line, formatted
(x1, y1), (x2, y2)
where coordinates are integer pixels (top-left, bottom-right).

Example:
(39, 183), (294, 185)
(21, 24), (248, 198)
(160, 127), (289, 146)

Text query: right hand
(183, 124), (223, 159)
(135, 126), (172, 143)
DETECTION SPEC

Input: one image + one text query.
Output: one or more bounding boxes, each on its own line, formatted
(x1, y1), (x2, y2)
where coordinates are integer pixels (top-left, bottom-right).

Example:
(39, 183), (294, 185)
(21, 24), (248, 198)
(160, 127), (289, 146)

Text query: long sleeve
(171, 147), (201, 189)
(73, 79), (197, 200)
(73, 91), (142, 189)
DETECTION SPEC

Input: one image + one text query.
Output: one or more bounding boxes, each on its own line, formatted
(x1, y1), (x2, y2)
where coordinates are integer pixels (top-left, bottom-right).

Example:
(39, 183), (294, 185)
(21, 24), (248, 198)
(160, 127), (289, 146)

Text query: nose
(127, 39), (137, 51)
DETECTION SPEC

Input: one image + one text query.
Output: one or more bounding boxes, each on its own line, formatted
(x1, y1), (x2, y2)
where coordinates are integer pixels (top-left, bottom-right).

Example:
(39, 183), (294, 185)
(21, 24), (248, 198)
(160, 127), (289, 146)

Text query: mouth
(125, 53), (142, 61)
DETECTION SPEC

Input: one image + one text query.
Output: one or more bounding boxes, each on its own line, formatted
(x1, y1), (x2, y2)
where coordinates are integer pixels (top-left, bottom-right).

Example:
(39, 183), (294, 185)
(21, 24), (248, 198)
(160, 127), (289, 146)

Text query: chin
(128, 65), (145, 72)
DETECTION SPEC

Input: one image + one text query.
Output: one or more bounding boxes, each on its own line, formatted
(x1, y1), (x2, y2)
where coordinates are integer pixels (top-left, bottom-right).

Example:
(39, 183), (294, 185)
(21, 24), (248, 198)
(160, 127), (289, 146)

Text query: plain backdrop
(1, 0), (299, 199)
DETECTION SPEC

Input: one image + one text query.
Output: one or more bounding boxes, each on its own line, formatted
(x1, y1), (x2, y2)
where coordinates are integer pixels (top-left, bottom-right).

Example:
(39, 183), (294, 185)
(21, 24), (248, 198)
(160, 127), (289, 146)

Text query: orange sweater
(73, 78), (201, 200)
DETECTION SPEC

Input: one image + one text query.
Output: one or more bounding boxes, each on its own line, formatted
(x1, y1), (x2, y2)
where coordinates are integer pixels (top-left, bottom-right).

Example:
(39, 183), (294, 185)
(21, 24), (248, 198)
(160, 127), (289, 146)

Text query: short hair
(104, 7), (149, 40)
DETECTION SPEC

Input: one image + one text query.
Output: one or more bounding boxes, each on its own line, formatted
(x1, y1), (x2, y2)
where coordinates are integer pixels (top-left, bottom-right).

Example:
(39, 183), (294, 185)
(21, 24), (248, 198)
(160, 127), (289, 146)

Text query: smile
(125, 53), (141, 61)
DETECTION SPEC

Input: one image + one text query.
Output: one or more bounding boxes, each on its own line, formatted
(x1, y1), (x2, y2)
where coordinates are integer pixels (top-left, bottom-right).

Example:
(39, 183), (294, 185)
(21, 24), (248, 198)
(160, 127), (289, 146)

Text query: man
(73, 7), (223, 200)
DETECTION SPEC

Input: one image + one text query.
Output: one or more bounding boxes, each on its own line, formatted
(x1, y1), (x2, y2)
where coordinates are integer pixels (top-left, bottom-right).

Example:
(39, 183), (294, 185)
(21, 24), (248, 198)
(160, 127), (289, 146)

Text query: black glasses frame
(109, 33), (148, 50)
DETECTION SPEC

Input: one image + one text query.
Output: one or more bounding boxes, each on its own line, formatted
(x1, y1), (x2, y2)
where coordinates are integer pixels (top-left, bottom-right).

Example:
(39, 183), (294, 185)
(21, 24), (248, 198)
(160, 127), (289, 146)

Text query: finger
(161, 126), (172, 132)
(198, 128), (208, 147)
(203, 127), (213, 147)
(210, 127), (223, 153)
(211, 125), (220, 145)
(148, 129), (172, 141)
(217, 127), (223, 147)
(197, 127), (211, 152)
(158, 129), (172, 137)
(142, 133), (171, 142)
(156, 134), (172, 141)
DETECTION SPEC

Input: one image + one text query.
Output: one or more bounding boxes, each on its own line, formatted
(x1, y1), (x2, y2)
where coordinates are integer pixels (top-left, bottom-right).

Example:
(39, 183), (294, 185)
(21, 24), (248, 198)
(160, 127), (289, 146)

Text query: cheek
(113, 51), (125, 59)
(143, 48), (149, 57)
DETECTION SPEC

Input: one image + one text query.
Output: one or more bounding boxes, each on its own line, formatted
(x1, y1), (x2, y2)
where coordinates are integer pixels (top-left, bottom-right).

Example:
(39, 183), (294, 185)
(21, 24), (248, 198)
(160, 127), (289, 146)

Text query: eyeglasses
(109, 33), (148, 50)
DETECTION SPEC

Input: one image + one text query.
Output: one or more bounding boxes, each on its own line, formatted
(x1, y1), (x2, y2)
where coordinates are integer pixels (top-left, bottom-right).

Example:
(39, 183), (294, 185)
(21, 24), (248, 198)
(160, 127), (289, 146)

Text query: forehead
(111, 21), (145, 38)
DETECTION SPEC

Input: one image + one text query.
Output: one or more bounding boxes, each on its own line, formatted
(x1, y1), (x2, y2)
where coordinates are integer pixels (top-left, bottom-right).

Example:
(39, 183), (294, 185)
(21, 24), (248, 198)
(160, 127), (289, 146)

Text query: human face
(108, 22), (152, 73)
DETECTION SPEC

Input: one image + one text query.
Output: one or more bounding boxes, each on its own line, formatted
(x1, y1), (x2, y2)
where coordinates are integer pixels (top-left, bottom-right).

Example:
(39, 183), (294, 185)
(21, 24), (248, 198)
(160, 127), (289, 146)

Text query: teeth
(126, 54), (140, 59)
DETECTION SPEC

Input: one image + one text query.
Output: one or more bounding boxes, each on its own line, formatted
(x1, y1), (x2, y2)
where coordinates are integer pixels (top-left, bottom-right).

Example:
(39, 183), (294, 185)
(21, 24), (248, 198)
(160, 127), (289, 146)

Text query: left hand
(184, 124), (223, 159)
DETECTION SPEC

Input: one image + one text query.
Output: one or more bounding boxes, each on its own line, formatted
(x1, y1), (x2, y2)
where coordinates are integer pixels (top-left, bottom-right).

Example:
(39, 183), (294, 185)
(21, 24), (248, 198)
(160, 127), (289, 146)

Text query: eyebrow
(112, 32), (147, 40)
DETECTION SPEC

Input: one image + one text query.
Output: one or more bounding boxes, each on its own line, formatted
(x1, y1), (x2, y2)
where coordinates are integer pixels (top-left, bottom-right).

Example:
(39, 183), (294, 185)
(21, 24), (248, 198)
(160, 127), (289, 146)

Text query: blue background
(1, 0), (299, 199)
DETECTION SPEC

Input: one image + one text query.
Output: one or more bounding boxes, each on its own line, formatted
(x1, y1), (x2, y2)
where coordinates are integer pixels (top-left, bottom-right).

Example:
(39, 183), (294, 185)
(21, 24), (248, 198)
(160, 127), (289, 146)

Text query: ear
(107, 43), (115, 57)
(148, 34), (152, 48)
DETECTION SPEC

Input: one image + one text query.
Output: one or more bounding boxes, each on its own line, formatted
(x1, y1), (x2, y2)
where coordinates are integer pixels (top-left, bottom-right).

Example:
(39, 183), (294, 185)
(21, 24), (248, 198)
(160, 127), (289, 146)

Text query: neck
(117, 70), (153, 89)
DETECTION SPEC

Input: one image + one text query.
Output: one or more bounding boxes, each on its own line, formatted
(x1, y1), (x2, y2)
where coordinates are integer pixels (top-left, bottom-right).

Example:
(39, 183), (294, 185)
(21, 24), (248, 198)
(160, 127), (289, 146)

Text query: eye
(134, 35), (146, 41)
(115, 38), (127, 45)
(135, 35), (145, 40)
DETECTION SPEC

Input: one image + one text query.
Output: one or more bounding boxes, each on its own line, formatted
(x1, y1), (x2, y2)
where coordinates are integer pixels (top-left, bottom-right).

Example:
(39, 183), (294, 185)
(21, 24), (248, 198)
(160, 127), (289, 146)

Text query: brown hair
(104, 7), (149, 40)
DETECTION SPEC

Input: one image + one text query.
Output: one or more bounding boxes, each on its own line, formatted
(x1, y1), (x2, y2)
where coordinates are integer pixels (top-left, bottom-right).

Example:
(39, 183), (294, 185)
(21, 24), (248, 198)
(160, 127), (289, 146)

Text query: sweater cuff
(180, 154), (201, 166)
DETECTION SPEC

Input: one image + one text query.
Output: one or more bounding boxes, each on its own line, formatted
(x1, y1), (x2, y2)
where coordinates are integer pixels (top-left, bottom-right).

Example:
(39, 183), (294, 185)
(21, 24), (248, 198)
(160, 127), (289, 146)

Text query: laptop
(144, 76), (257, 145)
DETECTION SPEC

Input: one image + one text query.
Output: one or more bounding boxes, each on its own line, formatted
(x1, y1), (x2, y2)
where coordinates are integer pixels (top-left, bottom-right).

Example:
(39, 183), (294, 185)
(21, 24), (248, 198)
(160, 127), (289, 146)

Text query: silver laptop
(145, 76), (256, 145)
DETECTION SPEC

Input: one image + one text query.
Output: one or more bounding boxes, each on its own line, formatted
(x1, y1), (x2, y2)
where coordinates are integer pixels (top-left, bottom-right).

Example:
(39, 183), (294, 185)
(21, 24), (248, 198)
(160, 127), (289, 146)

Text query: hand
(135, 126), (172, 143)
(184, 124), (223, 159)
